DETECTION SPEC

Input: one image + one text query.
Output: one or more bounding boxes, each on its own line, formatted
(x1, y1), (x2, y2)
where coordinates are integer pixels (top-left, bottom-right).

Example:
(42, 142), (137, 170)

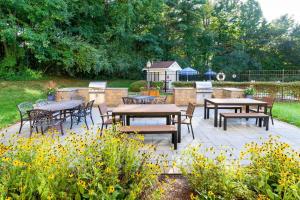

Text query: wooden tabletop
(35, 100), (83, 112)
(205, 98), (267, 105)
(112, 104), (181, 115)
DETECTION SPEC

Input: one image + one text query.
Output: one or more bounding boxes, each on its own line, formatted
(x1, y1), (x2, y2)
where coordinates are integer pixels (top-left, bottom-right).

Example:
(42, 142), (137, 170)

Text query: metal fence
(144, 70), (300, 101)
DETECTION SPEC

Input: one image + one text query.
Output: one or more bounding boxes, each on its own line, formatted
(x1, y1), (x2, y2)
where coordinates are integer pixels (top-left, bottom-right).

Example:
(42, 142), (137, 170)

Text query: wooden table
(204, 98), (268, 127)
(112, 104), (182, 142)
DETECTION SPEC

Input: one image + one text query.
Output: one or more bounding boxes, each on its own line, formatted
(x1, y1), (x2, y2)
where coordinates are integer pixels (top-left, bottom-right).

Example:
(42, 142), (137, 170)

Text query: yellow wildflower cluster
(0, 128), (161, 199)
(180, 135), (300, 200)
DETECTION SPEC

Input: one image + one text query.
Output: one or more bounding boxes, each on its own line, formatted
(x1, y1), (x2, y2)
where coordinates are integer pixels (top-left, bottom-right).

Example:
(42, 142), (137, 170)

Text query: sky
(258, 0), (300, 22)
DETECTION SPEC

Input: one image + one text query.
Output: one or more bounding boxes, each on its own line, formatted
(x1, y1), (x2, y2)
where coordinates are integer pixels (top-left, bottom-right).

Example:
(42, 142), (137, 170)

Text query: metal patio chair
(70, 100), (94, 129)
(17, 102), (34, 134)
(98, 103), (122, 135)
(27, 109), (64, 136)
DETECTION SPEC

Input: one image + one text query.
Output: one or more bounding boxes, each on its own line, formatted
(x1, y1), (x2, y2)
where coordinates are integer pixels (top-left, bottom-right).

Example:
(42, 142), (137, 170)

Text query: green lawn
(0, 78), (136, 129)
(273, 102), (300, 127)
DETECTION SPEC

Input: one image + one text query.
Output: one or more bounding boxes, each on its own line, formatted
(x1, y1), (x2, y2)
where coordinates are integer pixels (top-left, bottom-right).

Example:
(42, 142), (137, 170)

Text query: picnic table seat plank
(219, 112), (269, 131)
(118, 125), (178, 149)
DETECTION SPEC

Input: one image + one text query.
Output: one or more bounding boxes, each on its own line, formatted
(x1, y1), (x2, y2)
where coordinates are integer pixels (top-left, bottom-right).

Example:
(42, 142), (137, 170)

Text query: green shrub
(172, 81), (195, 87)
(0, 67), (43, 81)
(244, 87), (256, 96)
(129, 80), (147, 92)
(0, 128), (162, 199)
(151, 81), (164, 90)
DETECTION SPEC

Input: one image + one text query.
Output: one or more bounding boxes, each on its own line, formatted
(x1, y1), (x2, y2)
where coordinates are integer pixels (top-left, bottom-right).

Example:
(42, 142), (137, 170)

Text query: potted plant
(139, 87), (148, 96)
(244, 87), (255, 98)
(46, 81), (57, 101)
(148, 86), (160, 96)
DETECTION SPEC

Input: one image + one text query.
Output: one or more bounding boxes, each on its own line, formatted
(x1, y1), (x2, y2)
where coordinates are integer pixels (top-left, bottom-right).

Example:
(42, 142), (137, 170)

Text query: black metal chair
(17, 102), (34, 134)
(151, 96), (167, 104)
(70, 100), (94, 129)
(27, 109), (64, 136)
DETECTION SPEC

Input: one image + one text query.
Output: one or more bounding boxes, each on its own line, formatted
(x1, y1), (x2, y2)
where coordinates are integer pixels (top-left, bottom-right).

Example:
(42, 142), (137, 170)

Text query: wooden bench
(219, 113), (269, 131)
(118, 125), (178, 149)
(205, 105), (243, 119)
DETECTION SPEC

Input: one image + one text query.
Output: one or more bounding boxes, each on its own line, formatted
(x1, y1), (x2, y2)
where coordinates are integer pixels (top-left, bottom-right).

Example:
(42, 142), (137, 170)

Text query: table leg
(246, 105), (249, 121)
(126, 116), (130, 126)
(166, 115), (171, 125)
(204, 99), (207, 119)
(177, 113), (181, 143)
(214, 105), (218, 127)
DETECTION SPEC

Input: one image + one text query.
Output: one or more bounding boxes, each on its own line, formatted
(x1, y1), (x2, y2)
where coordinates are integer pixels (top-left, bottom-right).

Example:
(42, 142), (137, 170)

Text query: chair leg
(41, 126), (44, 135)
(90, 113), (94, 125)
(35, 126), (39, 133)
(270, 111), (274, 125)
(29, 125), (33, 137)
(190, 124), (195, 139)
(100, 124), (104, 136)
(60, 123), (64, 135)
(207, 108), (210, 119)
(70, 116), (73, 129)
(77, 116), (81, 125)
(84, 116), (89, 130)
(187, 124), (190, 133)
(18, 120), (23, 134)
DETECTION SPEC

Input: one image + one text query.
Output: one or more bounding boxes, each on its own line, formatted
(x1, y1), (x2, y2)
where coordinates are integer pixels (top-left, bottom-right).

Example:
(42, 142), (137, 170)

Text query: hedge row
(172, 81), (300, 97)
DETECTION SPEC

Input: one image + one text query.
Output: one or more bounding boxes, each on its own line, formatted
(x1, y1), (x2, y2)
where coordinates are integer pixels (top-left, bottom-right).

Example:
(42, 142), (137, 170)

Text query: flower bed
(0, 130), (162, 199)
(180, 136), (300, 200)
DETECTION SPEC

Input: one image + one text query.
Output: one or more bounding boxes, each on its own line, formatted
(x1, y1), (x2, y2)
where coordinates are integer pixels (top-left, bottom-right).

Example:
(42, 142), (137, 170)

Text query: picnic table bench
(219, 113), (269, 131)
(118, 125), (178, 149)
(205, 105), (243, 118)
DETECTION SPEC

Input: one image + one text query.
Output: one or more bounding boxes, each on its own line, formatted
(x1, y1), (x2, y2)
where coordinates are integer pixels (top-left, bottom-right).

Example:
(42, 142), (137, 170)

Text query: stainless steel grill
(195, 81), (213, 105)
(89, 82), (107, 105)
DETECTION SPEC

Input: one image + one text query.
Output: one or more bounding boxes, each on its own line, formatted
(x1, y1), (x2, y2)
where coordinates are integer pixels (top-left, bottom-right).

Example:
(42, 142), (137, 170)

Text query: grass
(273, 102), (300, 127)
(0, 78), (137, 129)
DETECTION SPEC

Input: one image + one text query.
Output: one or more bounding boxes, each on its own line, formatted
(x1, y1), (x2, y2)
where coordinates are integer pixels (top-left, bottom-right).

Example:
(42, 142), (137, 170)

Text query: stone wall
(173, 87), (196, 106)
(105, 88), (128, 107)
(213, 87), (244, 98)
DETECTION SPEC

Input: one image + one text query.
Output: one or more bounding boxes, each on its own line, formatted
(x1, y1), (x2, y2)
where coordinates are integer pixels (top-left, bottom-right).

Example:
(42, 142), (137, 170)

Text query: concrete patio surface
(1, 106), (300, 173)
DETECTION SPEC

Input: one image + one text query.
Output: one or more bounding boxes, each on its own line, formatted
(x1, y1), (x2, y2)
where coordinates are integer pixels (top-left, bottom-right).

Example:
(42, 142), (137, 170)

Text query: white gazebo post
(146, 60), (151, 89)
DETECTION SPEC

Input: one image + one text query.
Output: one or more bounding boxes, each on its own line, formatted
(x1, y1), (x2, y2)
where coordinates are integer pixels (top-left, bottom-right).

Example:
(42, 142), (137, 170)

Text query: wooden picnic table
(204, 98), (268, 127)
(112, 104), (182, 142)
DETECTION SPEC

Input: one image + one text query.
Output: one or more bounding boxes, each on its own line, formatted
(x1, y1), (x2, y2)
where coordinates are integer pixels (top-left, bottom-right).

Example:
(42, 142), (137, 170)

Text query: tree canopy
(0, 0), (299, 79)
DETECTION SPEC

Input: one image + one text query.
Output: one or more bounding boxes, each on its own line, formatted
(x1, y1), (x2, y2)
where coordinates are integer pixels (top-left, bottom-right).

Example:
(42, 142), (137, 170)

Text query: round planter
(47, 94), (56, 101)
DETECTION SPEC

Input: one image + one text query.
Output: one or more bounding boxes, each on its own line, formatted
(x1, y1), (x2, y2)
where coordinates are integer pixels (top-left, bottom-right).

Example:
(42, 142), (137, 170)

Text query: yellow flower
(48, 174), (55, 180)
(1, 157), (10, 162)
(108, 185), (115, 193)
(89, 189), (95, 196)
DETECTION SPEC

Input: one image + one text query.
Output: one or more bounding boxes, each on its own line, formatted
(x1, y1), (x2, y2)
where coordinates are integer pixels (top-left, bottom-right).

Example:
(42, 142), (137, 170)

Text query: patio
(1, 105), (300, 171)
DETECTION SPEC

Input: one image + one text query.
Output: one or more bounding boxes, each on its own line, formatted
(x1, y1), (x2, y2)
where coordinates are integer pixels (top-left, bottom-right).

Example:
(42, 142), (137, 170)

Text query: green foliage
(129, 80), (147, 92)
(181, 136), (300, 200)
(172, 81), (195, 87)
(150, 81), (164, 90)
(244, 87), (256, 96)
(0, 0), (300, 79)
(0, 129), (162, 199)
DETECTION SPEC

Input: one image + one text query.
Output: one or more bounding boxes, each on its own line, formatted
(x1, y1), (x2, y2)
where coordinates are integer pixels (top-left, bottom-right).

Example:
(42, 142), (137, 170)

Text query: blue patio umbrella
(180, 67), (198, 81)
(204, 69), (216, 80)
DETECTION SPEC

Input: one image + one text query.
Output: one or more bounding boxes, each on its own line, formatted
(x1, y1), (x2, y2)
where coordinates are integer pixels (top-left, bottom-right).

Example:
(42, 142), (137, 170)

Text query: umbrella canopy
(180, 67), (198, 76)
(204, 69), (216, 76)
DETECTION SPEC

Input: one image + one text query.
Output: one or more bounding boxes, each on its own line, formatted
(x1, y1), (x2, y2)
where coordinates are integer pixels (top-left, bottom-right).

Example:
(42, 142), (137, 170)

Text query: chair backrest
(27, 109), (53, 125)
(85, 100), (94, 112)
(122, 97), (134, 104)
(98, 103), (109, 123)
(17, 102), (34, 117)
(152, 96), (167, 104)
(186, 103), (196, 119)
(35, 99), (48, 106)
(262, 96), (275, 107)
